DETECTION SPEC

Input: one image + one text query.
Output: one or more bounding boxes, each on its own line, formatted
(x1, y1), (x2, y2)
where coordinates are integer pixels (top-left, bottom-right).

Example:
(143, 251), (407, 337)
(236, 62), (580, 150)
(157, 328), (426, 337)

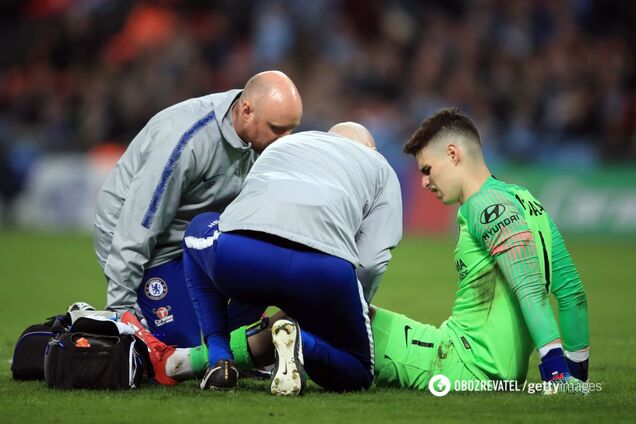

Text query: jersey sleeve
(356, 168), (403, 302)
(104, 123), (201, 311)
(464, 189), (561, 350)
(548, 218), (590, 351)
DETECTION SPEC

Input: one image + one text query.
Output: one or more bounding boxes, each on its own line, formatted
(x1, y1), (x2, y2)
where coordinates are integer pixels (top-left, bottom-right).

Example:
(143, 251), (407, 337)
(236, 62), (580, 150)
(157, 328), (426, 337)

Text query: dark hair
(403, 108), (481, 156)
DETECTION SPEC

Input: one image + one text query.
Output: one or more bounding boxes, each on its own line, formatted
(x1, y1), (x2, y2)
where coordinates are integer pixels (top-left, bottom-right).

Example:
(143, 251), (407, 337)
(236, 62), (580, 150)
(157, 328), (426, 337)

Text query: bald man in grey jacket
(94, 71), (302, 347)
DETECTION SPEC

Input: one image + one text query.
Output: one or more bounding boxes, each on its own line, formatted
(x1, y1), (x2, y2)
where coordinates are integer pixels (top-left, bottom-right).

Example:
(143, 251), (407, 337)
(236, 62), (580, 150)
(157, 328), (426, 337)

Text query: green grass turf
(0, 231), (635, 423)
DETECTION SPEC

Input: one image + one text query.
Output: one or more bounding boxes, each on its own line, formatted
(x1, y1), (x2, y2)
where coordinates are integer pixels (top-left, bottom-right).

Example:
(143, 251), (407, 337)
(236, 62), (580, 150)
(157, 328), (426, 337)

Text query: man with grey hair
(94, 71), (303, 365)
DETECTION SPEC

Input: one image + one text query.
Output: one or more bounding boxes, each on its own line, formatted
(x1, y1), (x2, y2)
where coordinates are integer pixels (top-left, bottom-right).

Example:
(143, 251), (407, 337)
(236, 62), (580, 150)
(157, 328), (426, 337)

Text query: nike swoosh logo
(404, 325), (412, 347)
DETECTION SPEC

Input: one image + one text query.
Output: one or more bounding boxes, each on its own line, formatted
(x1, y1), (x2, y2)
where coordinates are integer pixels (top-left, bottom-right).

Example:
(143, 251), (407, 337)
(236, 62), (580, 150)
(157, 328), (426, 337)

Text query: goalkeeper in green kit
(373, 107), (589, 393)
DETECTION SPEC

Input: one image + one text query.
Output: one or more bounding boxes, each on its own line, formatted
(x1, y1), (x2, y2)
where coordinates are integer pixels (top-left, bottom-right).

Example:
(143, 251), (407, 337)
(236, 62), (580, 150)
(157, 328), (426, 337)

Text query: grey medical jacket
(219, 131), (403, 301)
(94, 89), (257, 311)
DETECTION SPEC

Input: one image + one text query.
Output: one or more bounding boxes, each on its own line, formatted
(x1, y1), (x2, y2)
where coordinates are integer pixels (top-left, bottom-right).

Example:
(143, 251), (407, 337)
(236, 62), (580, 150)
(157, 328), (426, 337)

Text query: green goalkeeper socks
(230, 325), (254, 370)
(187, 325), (254, 374)
(188, 344), (209, 375)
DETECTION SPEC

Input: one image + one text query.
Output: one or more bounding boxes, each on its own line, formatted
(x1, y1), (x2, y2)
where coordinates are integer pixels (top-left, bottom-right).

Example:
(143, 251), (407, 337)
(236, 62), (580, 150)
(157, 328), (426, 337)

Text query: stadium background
(0, 1), (635, 422)
(1, 0), (635, 235)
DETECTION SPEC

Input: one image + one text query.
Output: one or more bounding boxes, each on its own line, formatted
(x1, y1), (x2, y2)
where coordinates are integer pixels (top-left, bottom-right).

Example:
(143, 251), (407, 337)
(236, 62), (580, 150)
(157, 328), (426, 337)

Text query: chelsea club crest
(144, 278), (168, 300)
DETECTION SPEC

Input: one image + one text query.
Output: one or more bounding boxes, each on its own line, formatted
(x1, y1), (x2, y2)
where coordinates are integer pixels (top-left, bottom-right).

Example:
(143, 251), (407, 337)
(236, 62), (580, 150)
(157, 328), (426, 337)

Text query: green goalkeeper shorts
(373, 308), (478, 391)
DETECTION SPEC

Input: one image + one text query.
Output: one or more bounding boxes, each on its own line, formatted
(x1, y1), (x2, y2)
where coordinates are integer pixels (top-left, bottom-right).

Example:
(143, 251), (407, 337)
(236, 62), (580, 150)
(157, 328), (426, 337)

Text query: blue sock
(206, 335), (233, 366)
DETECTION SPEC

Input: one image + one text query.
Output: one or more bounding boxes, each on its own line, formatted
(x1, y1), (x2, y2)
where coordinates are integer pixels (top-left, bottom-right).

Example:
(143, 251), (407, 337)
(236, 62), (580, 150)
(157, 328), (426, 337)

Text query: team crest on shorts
(153, 305), (174, 327)
(144, 278), (168, 300)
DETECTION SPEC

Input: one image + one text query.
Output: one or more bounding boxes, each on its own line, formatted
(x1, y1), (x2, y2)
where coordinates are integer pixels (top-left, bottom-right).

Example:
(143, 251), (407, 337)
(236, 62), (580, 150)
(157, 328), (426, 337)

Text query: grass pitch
(0, 231), (634, 423)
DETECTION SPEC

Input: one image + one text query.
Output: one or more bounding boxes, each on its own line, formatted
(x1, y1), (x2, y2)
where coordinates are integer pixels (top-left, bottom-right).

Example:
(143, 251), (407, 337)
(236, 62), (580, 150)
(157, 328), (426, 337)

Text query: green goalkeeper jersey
(446, 176), (589, 381)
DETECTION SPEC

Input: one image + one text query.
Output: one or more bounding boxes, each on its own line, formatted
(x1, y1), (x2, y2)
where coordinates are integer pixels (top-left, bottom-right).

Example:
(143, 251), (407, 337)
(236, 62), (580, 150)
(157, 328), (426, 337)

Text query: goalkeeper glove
(539, 347), (569, 382)
(539, 348), (589, 395)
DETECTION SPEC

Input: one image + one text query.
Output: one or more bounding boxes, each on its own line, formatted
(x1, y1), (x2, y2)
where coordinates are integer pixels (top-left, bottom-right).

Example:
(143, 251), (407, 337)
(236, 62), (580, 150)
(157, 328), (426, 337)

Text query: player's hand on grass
(539, 348), (589, 395)
(543, 375), (590, 395)
(566, 357), (589, 382)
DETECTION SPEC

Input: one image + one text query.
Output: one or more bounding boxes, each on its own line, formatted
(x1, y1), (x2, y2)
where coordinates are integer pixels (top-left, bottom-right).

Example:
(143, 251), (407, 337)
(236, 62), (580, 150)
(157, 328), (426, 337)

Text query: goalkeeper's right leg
(372, 307), (478, 391)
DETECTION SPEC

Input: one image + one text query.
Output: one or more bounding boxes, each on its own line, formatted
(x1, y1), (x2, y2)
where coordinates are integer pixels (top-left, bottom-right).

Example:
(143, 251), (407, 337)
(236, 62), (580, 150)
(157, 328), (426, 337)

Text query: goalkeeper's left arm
(466, 191), (580, 386)
(491, 231), (572, 381)
(546, 218), (590, 381)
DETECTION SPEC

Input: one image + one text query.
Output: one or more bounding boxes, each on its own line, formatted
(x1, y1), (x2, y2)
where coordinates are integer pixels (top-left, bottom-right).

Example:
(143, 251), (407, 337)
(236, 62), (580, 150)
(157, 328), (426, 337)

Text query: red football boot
(120, 311), (180, 386)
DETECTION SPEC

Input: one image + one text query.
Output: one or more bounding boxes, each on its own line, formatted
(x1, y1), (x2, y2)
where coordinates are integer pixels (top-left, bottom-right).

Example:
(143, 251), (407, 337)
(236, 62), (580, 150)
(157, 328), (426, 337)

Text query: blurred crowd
(1, 0), (635, 205)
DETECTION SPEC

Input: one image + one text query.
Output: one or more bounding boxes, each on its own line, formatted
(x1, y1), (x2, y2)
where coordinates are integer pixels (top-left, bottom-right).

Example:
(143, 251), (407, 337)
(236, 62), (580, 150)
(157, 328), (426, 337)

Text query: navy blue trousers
(137, 253), (265, 347)
(183, 212), (374, 391)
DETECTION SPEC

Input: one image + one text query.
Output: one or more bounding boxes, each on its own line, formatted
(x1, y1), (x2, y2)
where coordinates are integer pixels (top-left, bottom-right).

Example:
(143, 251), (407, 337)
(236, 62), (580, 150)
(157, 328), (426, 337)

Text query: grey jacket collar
(212, 89), (251, 150)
